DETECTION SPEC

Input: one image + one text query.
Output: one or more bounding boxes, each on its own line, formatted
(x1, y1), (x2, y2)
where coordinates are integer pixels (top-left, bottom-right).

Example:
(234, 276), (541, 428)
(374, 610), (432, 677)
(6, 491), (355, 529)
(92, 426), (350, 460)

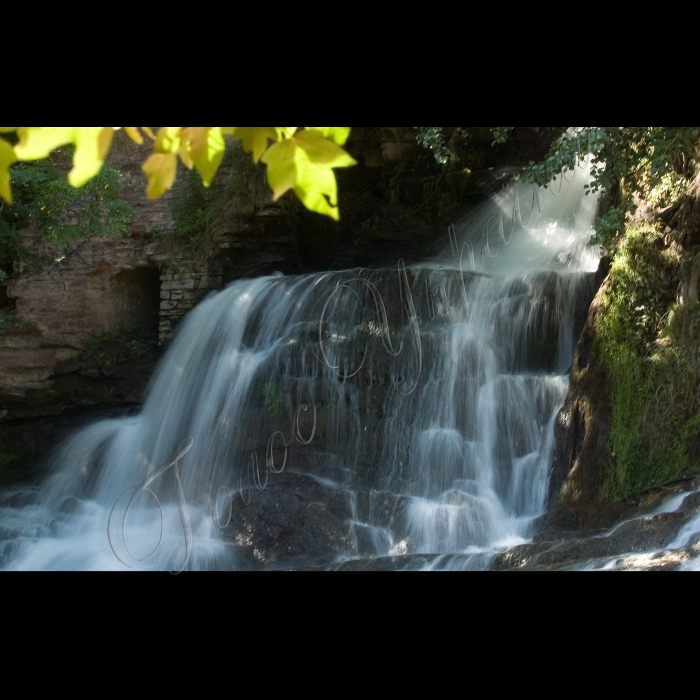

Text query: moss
(597, 224), (700, 499)
(261, 381), (282, 419)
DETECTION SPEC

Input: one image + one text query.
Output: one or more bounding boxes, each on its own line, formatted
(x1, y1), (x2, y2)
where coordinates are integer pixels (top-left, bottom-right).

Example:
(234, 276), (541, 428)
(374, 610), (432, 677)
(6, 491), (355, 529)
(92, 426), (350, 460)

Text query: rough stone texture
(7, 235), (160, 347)
(493, 480), (700, 571)
(547, 257), (617, 528)
(225, 472), (356, 569)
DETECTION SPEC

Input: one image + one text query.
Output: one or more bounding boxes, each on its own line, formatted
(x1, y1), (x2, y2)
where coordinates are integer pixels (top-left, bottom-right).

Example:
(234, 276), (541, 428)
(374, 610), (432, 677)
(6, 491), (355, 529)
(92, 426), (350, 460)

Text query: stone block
(170, 291), (183, 301)
(144, 241), (169, 257)
(14, 281), (64, 298)
(160, 300), (178, 311)
(160, 291), (171, 300)
(53, 355), (80, 376)
(219, 240), (243, 249)
(161, 280), (196, 291)
(66, 278), (87, 291)
(198, 277), (222, 289)
(255, 207), (283, 218)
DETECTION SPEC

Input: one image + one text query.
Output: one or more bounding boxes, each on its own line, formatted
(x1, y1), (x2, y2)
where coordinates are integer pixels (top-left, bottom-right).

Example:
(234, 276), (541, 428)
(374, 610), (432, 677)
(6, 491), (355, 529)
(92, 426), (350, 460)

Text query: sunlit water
(0, 166), (607, 571)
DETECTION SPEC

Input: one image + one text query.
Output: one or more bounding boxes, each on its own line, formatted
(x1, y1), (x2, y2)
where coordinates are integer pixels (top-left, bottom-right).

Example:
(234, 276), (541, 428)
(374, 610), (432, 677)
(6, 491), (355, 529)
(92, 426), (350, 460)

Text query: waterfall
(0, 167), (602, 571)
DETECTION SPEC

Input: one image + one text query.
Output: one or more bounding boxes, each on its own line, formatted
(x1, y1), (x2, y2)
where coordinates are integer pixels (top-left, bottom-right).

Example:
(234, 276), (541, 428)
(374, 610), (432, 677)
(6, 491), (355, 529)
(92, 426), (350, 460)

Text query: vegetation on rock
(0, 151), (132, 277)
(79, 326), (153, 376)
(419, 127), (700, 252)
(168, 144), (266, 270)
(597, 225), (700, 499)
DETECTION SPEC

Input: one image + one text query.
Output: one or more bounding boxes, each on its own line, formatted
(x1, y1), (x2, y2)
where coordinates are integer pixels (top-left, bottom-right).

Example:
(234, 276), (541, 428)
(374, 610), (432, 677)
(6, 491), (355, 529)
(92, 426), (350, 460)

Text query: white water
(0, 167), (602, 571)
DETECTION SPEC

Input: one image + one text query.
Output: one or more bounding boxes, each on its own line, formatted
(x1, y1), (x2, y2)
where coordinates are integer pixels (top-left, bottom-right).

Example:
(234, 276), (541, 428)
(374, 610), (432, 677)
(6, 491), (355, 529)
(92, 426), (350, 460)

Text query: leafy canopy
(415, 127), (700, 251)
(0, 153), (133, 276)
(0, 127), (356, 221)
(489, 127), (700, 250)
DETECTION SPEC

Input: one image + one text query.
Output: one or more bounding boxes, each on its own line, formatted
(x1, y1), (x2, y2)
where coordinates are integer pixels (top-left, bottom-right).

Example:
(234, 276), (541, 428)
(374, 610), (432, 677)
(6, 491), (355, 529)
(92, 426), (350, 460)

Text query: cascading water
(0, 165), (604, 571)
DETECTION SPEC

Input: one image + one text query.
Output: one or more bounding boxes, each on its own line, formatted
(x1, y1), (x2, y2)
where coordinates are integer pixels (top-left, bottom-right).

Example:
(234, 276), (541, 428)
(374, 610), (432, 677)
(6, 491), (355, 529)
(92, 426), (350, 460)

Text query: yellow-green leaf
(14, 127), (75, 159)
(142, 152), (177, 198)
(275, 127), (298, 140)
(0, 138), (17, 204)
(225, 127), (278, 163)
(261, 130), (357, 220)
(69, 127), (114, 187)
(305, 127), (351, 146)
(260, 138), (297, 199)
(180, 127), (225, 186)
(0, 127), (19, 133)
(123, 127), (144, 145)
(154, 127), (183, 154)
(14, 127), (114, 187)
(294, 131), (357, 167)
(120, 127), (155, 144)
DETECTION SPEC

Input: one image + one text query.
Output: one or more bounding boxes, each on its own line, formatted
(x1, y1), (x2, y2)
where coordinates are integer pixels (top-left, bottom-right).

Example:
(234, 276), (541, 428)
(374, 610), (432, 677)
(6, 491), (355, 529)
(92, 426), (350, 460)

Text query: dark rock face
(220, 467), (417, 570)
(493, 485), (700, 571)
(548, 257), (616, 528)
(225, 473), (356, 568)
(0, 333), (160, 483)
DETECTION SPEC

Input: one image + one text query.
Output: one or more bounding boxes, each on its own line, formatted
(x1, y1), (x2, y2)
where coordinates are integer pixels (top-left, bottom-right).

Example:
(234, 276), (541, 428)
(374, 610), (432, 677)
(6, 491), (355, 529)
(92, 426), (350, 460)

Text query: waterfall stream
(0, 167), (631, 571)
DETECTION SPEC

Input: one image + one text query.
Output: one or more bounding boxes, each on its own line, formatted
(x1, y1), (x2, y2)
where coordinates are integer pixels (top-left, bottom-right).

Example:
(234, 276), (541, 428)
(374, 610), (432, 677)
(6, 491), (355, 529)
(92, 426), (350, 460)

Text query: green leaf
(261, 130), (356, 220)
(305, 127), (351, 146)
(0, 138), (17, 204)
